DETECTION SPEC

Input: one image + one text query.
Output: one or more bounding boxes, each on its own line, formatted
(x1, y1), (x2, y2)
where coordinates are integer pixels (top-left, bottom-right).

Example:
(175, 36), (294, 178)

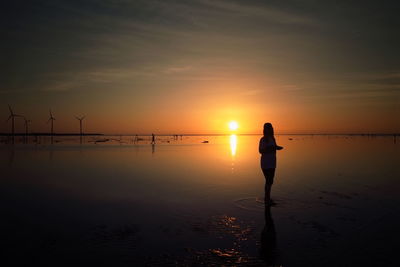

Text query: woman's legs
(262, 168), (275, 205)
(265, 183), (271, 204)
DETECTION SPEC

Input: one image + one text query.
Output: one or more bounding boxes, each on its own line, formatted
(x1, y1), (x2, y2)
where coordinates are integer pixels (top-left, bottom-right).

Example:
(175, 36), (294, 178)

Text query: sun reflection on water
(230, 134), (237, 157)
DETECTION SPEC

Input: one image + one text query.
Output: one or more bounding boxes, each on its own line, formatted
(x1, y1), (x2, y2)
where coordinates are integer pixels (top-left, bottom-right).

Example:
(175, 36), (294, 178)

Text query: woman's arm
(259, 146), (277, 153)
(259, 138), (284, 153)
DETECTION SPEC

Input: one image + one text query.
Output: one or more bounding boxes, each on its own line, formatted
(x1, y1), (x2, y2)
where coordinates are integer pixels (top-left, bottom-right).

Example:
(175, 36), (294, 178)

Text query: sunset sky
(1, 0), (399, 134)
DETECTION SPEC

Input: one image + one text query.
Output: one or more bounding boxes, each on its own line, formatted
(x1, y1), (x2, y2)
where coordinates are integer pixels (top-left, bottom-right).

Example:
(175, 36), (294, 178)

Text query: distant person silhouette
(151, 133), (155, 144)
(259, 123), (283, 206)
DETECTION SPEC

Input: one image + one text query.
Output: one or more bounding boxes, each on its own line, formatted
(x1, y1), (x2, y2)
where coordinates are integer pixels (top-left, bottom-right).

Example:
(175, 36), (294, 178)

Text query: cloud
(200, 0), (315, 26)
(280, 85), (303, 92)
(240, 89), (264, 96)
(163, 66), (193, 74)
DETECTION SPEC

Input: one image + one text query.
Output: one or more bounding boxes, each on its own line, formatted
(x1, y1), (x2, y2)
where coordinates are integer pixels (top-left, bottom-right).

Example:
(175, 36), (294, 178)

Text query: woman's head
(263, 123), (274, 136)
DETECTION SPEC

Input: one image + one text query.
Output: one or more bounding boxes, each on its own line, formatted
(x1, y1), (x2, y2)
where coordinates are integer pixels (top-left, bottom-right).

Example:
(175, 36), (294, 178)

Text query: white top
(259, 136), (276, 169)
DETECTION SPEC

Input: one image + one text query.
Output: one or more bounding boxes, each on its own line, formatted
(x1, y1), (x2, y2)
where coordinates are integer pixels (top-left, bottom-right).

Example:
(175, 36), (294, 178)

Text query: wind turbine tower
(75, 116), (85, 135)
(47, 109), (56, 135)
(6, 105), (22, 144)
(23, 116), (31, 144)
(23, 117), (31, 136)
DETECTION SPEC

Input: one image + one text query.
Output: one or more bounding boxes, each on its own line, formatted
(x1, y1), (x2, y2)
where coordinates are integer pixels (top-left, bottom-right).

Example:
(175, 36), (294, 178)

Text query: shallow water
(1, 135), (399, 266)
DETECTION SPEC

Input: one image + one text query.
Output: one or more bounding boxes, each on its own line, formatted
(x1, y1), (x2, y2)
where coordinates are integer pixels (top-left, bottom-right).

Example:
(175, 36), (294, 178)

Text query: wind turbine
(23, 117), (31, 136)
(23, 117), (31, 144)
(75, 116), (85, 135)
(6, 105), (22, 143)
(47, 109), (55, 135)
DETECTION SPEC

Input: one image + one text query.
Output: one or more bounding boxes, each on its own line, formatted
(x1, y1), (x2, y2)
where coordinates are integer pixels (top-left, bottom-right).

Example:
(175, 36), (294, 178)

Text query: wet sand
(1, 135), (399, 266)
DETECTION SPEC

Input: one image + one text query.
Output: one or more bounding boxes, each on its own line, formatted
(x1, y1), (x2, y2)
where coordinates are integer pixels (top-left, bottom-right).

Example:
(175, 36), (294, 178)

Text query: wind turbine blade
(8, 105), (13, 114)
(82, 116), (86, 120)
(47, 118), (51, 124)
(49, 109), (53, 117)
(6, 115), (12, 122)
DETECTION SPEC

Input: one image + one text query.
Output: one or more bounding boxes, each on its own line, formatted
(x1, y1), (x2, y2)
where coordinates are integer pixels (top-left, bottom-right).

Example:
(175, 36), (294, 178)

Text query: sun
(228, 121), (239, 131)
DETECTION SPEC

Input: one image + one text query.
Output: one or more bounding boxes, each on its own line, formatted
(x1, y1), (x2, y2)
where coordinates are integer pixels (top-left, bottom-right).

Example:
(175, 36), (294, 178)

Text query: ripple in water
(234, 197), (285, 211)
(234, 197), (266, 211)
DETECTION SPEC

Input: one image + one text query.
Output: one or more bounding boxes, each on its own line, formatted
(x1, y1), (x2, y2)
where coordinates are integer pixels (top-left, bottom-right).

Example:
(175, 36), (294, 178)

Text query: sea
(1, 134), (399, 266)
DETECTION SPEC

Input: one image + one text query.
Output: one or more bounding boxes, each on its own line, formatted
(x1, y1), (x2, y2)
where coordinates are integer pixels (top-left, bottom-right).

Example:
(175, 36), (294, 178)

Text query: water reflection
(1, 135), (398, 266)
(49, 148), (54, 161)
(260, 206), (279, 265)
(230, 134), (237, 173)
(230, 134), (237, 157)
(8, 147), (14, 167)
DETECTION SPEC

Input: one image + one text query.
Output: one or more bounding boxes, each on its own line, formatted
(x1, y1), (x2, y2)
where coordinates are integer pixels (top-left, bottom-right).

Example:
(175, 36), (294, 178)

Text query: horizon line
(1, 132), (399, 136)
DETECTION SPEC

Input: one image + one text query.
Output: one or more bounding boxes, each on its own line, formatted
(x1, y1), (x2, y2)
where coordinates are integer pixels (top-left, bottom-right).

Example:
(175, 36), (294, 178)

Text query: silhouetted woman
(259, 123), (283, 205)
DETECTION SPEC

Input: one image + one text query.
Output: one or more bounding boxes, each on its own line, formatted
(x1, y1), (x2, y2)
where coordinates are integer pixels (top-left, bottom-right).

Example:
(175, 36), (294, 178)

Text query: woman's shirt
(259, 136), (277, 169)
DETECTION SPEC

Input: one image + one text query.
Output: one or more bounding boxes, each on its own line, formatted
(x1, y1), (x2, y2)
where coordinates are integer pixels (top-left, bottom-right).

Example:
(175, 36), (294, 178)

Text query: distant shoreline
(0, 133), (398, 137)
(0, 133), (103, 136)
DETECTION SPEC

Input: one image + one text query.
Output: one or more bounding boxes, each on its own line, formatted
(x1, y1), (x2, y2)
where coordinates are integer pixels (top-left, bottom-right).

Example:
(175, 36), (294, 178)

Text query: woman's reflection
(260, 205), (279, 266)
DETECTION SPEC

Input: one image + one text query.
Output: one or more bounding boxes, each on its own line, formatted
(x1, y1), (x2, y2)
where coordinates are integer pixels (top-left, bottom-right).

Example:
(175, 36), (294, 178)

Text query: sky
(1, 0), (399, 134)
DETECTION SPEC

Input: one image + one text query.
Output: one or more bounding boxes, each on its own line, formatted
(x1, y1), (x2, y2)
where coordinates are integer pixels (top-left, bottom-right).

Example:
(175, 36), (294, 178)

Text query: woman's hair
(263, 123), (274, 137)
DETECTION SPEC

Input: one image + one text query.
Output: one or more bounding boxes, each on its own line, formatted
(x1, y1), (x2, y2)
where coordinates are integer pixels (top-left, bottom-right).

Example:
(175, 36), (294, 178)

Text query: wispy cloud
(163, 66), (193, 74)
(280, 85), (303, 92)
(200, 0), (315, 25)
(239, 89), (264, 96)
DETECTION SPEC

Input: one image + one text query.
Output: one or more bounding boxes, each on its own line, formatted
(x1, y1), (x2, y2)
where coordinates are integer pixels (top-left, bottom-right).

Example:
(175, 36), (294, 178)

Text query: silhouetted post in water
(259, 123), (283, 206)
(151, 133), (155, 144)
(260, 205), (278, 265)
(47, 109), (55, 144)
(75, 116), (85, 144)
(23, 117), (31, 144)
(6, 105), (22, 144)
(134, 134), (138, 144)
